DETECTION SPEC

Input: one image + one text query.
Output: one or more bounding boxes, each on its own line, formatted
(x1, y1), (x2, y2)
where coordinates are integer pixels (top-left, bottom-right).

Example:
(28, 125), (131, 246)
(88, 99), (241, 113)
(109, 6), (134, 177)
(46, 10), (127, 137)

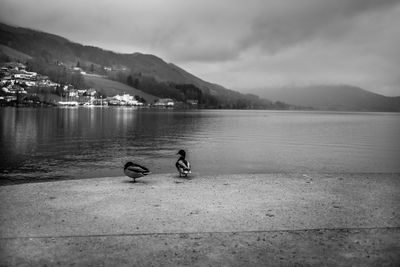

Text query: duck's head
(124, 162), (134, 170)
(177, 149), (186, 157)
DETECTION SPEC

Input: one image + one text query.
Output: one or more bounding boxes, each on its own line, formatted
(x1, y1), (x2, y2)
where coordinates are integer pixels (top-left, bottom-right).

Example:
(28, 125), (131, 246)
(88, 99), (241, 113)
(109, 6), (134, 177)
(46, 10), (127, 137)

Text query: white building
(154, 98), (174, 107)
(114, 94), (143, 106)
(67, 89), (79, 98)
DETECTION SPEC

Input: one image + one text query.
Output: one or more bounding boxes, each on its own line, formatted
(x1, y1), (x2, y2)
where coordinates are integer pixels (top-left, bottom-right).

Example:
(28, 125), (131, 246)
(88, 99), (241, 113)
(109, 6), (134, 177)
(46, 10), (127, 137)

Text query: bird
(123, 162), (150, 182)
(175, 149), (191, 177)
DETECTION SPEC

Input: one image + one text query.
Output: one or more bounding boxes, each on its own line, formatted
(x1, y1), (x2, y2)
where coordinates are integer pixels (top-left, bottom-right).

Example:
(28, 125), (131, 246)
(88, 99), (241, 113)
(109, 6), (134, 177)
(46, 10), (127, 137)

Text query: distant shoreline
(2, 105), (400, 113)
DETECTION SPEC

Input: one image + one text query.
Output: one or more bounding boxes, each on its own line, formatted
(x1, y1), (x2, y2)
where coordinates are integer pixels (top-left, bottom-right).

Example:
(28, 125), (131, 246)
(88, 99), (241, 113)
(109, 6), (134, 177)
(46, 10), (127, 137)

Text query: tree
(174, 84), (203, 101)
(134, 95), (146, 103)
(69, 72), (85, 89)
(55, 85), (64, 96)
(0, 53), (10, 63)
(133, 78), (139, 88)
(40, 50), (52, 63)
(127, 75), (133, 87)
(95, 90), (107, 99)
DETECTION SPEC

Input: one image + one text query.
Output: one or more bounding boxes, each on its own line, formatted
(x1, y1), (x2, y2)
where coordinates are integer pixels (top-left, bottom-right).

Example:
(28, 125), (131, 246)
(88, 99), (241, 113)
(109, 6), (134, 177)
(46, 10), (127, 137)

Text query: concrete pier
(1, 173), (399, 266)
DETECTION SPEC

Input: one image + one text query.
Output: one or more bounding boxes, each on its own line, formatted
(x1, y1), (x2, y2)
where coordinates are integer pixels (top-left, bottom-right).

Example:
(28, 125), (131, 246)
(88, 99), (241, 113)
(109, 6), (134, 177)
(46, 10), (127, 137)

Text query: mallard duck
(124, 162), (150, 182)
(175, 149), (191, 177)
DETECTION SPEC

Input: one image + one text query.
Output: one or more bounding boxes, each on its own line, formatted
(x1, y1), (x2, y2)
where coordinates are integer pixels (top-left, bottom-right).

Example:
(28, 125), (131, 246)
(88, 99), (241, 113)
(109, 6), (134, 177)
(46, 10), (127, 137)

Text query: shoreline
(1, 173), (399, 265)
(1, 171), (399, 186)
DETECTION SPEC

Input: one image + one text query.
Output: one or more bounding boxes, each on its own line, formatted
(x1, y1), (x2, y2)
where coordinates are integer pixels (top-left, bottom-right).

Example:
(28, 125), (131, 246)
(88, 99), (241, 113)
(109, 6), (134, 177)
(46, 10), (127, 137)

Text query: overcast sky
(1, 0), (399, 96)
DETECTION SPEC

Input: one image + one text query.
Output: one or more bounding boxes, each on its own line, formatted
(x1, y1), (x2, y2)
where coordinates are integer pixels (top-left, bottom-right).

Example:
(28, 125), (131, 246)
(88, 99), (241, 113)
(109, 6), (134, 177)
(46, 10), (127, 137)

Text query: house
(3, 62), (26, 71)
(4, 95), (17, 102)
(84, 89), (97, 97)
(24, 81), (36, 87)
(38, 80), (59, 87)
(154, 98), (174, 107)
(113, 93), (140, 105)
(107, 98), (120, 106)
(114, 94), (133, 102)
(106, 94), (143, 106)
(187, 99), (199, 106)
(77, 89), (86, 96)
(8, 85), (27, 95)
(127, 99), (142, 106)
(13, 70), (37, 80)
(13, 72), (36, 80)
(66, 89), (78, 98)
(63, 84), (74, 91)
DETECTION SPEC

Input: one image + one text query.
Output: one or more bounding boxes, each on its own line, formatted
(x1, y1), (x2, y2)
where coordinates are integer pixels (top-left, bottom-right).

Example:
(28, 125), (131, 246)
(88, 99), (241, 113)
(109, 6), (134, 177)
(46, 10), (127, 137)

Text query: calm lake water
(1, 107), (399, 184)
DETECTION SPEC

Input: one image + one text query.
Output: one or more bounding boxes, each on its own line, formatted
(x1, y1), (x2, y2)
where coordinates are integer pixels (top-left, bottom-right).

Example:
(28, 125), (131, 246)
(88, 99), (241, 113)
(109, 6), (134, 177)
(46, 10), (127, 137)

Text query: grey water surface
(1, 107), (399, 184)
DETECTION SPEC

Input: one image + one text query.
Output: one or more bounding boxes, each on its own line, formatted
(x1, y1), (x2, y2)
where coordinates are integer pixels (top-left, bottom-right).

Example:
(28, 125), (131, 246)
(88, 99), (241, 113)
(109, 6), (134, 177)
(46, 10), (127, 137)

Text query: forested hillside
(0, 22), (291, 109)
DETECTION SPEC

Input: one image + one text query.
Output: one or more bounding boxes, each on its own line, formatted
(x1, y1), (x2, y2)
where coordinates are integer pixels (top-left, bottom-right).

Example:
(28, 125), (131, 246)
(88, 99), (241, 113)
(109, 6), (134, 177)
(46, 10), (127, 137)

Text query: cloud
(239, 0), (400, 53)
(183, 5), (400, 96)
(0, 0), (400, 95)
(0, 0), (248, 62)
(2, 0), (397, 61)
(179, 0), (400, 96)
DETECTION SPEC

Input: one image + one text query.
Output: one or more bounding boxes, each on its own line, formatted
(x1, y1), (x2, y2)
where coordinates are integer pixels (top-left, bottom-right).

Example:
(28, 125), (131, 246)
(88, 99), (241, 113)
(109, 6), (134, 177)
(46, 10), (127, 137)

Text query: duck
(123, 162), (150, 182)
(175, 149), (191, 177)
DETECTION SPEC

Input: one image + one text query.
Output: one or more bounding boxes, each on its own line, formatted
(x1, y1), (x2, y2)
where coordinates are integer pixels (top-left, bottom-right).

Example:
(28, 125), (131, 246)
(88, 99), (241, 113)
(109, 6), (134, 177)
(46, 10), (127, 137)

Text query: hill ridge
(251, 84), (400, 112)
(1, 22), (286, 109)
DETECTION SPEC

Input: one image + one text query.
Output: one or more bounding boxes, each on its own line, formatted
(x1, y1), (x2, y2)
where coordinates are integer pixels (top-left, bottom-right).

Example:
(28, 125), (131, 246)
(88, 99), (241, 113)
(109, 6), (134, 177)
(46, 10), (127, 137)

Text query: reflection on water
(1, 107), (400, 184)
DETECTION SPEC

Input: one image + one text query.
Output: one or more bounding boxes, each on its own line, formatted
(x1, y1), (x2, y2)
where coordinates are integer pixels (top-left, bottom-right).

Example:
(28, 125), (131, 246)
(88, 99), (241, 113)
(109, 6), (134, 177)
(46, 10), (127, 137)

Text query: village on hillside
(0, 61), (184, 108)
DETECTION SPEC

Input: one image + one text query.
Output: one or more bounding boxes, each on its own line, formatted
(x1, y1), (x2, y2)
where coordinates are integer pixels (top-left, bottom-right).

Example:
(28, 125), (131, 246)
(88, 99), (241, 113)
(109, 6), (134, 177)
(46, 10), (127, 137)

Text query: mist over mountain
(0, 22), (285, 109)
(250, 85), (400, 112)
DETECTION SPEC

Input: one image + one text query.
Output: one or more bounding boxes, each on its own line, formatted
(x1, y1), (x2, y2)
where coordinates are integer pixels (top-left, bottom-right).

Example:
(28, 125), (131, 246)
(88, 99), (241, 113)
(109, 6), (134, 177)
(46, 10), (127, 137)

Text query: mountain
(0, 22), (282, 109)
(83, 74), (158, 103)
(250, 85), (400, 112)
(0, 44), (32, 62)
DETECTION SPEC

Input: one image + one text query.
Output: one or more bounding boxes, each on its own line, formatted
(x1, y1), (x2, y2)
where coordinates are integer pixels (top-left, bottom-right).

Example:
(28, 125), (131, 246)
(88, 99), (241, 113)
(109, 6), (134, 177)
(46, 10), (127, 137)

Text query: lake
(1, 107), (399, 184)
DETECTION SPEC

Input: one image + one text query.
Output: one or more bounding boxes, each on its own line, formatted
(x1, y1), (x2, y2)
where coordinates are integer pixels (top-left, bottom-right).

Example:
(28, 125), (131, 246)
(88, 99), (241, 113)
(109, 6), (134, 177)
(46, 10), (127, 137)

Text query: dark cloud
(240, 0), (400, 53)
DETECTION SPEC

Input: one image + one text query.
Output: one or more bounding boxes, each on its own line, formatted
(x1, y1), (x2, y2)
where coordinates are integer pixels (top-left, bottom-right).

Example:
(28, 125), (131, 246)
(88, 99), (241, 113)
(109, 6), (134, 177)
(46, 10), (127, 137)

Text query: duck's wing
(177, 160), (189, 169)
(124, 169), (145, 178)
(177, 161), (191, 174)
(129, 165), (150, 174)
(184, 161), (191, 171)
(127, 166), (146, 173)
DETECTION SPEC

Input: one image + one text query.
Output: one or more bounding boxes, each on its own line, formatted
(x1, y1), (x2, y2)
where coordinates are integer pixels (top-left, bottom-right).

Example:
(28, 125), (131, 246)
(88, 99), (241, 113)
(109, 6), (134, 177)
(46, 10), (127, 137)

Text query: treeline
(108, 71), (219, 107)
(108, 71), (292, 109)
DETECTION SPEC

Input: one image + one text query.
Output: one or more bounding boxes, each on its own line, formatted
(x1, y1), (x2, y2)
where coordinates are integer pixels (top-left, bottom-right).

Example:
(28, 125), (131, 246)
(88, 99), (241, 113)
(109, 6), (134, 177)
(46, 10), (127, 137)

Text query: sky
(1, 0), (400, 96)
